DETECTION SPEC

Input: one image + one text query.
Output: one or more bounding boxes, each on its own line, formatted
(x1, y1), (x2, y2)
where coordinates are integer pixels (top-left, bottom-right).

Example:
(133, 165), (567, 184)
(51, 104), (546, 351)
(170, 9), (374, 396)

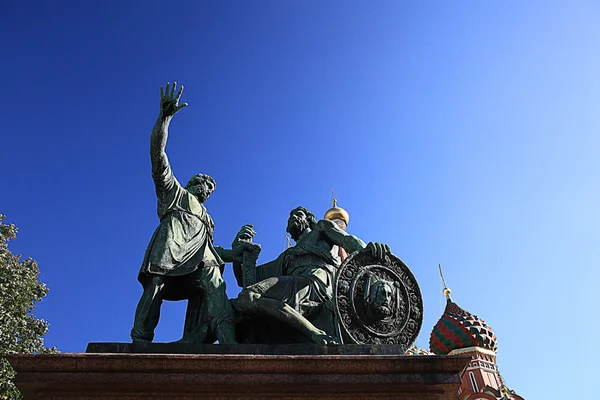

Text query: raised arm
(150, 82), (189, 196)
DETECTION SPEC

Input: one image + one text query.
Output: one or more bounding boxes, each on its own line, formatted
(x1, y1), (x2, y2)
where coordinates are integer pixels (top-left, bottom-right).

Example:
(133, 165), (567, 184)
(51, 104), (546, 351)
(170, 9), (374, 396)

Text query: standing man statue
(131, 82), (252, 344)
(235, 206), (389, 344)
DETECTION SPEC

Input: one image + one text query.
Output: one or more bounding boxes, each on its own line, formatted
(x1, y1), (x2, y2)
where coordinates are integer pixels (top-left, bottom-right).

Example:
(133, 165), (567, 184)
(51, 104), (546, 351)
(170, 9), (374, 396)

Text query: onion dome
(324, 198), (350, 225)
(429, 287), (498, 355)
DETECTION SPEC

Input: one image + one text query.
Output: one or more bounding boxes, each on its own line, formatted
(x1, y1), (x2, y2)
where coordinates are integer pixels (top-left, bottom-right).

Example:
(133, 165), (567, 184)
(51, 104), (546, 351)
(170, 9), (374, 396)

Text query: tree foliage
(0, 215), (56, 399)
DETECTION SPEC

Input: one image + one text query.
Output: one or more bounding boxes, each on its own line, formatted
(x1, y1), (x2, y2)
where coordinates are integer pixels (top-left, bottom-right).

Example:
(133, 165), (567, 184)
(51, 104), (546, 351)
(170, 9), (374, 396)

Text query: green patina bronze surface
(130, 83), (255, 344)
(233, 206), (391, 345)
(130, 82), (422, 350)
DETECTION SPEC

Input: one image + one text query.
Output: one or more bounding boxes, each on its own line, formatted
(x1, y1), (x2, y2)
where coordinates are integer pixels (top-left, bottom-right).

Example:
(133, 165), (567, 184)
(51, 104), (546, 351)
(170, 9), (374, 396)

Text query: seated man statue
(131, 82), (254, 344)
(235, 206), (389, 344)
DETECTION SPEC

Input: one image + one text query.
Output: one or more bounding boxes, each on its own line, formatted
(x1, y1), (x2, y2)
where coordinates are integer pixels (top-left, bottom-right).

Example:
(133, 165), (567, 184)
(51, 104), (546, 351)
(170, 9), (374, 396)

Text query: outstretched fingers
(159, 81), (187, 114)
(176, 85), (184, 102)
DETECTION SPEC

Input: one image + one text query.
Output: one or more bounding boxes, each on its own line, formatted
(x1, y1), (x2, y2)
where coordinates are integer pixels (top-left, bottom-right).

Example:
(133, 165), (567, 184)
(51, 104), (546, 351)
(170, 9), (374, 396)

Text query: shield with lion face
(334, 247), (423, 352)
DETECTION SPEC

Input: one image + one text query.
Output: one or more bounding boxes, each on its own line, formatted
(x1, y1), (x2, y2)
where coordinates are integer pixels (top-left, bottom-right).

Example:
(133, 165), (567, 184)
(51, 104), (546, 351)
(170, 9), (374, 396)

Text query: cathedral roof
(429, 291), (498, 355)
(405, 344), (433, 355)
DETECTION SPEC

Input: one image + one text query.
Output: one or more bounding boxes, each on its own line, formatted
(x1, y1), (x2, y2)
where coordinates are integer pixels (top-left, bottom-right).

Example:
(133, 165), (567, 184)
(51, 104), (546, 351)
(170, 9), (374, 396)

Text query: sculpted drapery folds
(234, 206), (390, 344)
(131, 82), (255, 344)
(128, 82), (416, 347)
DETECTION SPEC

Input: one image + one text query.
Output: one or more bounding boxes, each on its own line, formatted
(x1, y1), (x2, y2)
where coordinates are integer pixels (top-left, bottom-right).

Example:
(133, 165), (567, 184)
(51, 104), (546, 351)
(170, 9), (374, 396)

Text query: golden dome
(324, 199), (350, 225)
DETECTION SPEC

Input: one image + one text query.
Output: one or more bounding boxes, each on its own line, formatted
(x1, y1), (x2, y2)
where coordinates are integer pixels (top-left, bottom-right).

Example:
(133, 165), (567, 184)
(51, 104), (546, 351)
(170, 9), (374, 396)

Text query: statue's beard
(196, 191), (209, 203)
(374, 304), (393, 319)
(369, 296), (393, 319)
(287, 219), (309, 242)
(189, 186), (210, 203)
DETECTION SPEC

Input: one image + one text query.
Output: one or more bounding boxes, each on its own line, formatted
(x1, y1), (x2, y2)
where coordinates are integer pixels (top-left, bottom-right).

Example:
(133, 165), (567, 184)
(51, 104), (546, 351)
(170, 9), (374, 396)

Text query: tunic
(138, 142), (223, 298)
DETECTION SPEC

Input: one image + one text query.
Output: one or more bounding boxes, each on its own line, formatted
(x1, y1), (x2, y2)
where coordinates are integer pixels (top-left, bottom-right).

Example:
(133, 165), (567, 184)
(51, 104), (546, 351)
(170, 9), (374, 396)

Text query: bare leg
(237, 290), (338, 344)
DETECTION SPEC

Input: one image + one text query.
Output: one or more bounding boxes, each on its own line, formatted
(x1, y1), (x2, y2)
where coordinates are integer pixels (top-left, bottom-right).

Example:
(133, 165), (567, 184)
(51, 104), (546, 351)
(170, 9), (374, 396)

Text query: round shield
(334, 247), (423, 351)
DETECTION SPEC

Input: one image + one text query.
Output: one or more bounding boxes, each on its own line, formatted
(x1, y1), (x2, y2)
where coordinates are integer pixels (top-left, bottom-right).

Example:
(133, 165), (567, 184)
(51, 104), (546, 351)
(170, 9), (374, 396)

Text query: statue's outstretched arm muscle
(318, 219), (366, 254)
(150, 82), (189, 201)
(318, 219), (391, 259)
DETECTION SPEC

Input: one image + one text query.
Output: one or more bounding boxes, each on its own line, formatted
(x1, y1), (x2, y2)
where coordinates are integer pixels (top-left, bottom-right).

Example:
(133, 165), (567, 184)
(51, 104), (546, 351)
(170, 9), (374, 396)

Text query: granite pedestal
(9, 344), (469, 399)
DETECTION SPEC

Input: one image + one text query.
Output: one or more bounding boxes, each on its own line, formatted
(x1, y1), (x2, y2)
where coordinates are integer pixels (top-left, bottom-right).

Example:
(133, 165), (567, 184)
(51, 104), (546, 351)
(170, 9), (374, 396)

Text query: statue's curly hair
(289, 206), (317, 229)
(185, 174), (216, 190)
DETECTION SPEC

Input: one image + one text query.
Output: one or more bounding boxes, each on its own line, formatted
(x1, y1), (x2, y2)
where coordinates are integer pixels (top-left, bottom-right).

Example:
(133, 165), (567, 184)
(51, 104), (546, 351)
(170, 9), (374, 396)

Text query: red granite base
(9, 353), (469, 399)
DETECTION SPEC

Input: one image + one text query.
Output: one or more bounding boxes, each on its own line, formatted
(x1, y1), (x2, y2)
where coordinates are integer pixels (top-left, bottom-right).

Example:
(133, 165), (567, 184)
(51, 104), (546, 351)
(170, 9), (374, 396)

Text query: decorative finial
(438, 264), (453, 302)
(324, 188), (350, 225)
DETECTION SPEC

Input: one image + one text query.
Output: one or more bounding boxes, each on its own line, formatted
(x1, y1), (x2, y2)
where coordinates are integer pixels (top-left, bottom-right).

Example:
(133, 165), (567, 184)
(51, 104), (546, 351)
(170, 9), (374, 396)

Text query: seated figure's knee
(237, 289), (260, 313)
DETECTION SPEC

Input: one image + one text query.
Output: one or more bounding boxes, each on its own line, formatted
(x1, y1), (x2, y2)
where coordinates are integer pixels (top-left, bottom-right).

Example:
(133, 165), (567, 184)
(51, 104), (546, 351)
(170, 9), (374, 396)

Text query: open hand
(159, 81), (188, 117)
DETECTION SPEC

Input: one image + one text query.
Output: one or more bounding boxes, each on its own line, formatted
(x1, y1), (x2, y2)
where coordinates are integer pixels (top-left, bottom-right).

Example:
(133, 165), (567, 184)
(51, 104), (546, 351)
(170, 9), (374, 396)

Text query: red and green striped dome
(429, 299), (498, 355)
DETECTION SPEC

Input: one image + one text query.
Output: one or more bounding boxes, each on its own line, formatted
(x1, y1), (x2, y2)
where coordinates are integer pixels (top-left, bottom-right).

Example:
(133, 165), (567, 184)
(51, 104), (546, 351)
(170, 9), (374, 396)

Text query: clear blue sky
(2, 1), (598, 397)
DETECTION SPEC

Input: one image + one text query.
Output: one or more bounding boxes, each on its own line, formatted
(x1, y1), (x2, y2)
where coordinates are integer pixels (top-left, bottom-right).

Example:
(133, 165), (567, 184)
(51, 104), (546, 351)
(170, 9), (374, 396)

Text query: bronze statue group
(131, 83), (398, 346)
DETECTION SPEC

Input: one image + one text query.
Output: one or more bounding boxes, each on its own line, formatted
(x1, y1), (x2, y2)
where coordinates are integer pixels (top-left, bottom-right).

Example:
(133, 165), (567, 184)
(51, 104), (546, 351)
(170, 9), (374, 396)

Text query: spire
(430, 264), (498, 355)
(438, 264), (453, 302)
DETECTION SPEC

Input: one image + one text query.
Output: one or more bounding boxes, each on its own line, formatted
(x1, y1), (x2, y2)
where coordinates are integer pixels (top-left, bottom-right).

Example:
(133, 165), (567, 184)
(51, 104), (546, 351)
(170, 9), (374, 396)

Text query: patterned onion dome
(429, 289), (498, 355)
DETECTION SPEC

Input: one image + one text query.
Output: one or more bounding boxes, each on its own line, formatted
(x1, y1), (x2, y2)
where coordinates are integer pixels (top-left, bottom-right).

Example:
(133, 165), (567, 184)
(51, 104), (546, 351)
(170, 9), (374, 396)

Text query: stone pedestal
(9, 345), (469, 400)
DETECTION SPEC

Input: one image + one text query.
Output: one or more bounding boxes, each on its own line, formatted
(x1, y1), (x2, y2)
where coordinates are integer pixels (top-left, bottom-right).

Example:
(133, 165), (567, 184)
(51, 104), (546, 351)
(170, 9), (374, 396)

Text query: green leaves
(0, 215), (56, 399)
